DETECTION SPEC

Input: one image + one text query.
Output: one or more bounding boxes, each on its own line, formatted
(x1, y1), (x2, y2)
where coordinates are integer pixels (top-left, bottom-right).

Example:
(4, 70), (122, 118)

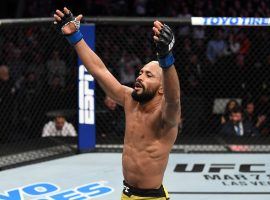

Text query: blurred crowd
(0, 25), (77, 142)
(91, 0), (270, 139)
(1, 0), (270, 145)
(1, 0), (270, 18)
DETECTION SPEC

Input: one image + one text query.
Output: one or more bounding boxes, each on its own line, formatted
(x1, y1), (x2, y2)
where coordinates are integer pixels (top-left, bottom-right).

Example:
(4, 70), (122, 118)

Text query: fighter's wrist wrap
(158, 52), (175, 68)
(65, 31), (83, 45)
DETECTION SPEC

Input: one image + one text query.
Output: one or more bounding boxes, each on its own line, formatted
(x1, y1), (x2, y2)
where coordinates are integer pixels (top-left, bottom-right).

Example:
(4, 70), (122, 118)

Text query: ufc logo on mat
(174, 163), (266, 173)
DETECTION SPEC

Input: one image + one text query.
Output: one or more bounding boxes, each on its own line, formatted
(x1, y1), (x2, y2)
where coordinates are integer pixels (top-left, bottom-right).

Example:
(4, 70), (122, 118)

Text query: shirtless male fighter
(54, 7), (180, 200)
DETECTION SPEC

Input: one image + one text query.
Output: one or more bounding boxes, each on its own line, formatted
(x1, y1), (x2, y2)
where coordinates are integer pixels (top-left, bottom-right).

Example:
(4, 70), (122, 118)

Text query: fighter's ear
(158, 86), (164, 95)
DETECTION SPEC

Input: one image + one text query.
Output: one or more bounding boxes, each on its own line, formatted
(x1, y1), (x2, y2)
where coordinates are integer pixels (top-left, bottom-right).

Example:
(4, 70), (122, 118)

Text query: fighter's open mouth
(135, 82), (142, 88)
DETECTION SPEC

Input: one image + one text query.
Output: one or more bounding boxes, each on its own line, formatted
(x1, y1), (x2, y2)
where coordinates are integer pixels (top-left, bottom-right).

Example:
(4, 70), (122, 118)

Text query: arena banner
(191, 17), (270, 26)
(78, 24), (96, 151)
(165, 153), (270, 195)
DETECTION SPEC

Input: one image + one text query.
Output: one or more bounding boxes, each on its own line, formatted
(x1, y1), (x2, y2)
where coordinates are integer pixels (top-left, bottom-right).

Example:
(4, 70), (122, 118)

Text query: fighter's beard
(131, 89), (156, 103)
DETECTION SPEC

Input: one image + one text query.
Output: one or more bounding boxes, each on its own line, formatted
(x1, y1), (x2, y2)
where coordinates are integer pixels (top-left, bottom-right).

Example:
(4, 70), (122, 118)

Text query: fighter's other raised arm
(53, 7), (131, 106)
(153, 21), (181, 127)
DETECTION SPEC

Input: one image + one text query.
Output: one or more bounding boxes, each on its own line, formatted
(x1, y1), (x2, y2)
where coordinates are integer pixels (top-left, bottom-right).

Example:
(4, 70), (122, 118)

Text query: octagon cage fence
(0, 17), (270, 170)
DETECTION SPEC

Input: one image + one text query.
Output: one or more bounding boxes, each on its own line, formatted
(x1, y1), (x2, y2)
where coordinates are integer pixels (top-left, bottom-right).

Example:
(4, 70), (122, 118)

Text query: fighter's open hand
(53, 7), (83, 35)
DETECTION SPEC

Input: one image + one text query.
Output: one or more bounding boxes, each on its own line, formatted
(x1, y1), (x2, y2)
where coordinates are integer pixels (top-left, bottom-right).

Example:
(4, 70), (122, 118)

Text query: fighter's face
(131, 61), (162, 103)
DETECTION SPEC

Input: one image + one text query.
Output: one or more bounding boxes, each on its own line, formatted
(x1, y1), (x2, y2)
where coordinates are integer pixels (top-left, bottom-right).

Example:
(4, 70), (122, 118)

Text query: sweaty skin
(122, 62), (178, 189)
(54, 8), (180, 190)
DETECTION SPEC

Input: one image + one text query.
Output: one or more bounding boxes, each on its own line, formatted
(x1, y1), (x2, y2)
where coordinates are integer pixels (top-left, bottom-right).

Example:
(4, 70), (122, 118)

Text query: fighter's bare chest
(125, 109), (161, 136)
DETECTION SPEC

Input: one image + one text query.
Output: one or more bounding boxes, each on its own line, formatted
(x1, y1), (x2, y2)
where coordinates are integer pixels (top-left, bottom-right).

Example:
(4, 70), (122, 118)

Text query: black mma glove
(156, 24), (175, 68)
(54, 10), (83, 45)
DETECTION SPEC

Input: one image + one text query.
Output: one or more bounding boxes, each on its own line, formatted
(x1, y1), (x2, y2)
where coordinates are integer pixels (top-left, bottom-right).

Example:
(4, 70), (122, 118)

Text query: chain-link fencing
(94, 22), (270, 152)
(1, 18), (270, 170)
(0, 20), (78, 170)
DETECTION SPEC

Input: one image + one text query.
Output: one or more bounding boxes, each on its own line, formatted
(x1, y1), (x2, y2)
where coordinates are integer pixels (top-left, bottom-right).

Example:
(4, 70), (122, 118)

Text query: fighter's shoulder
(122, 86), (136, 107)
(122, 86), (131, 97)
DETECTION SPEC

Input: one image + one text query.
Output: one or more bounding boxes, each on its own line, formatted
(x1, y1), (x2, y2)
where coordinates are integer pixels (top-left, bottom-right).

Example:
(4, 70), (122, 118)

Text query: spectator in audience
(0, 65), (15, 141)
(142, 46), (153, 64)
(224, 32), (240, 55)
(256, 94), (270, 117)
(243, 101), (266, 129)
(26, 51), (46, 81)
(65, 67), (77, 110)
(24, 0), (54, 17)
(221, 99), (240, 124)
(42, 115), (77, 137)
(4, 42), (27, 80)
(46, 50), (67, 87)
(220, 106), (259, 136)
(17, 71), (43, 137)
(243, 101), (256, 125)
(237, 31), (251, 56)
(258, 55), (270, 95)
(255, 94), (270, 135)
(179, 38), (193, 65)
(117, 51), (141, 87)
(231, 32), (251, 92)
(192, 26), (205, 40)
(43, 75), (68, 112)
(206, 29), (227, 64)
(193, 39), (206, 61)
(97, 95), (125, 141)
(181, 54), (206, 136)
(182, 54), (203, 97)
(177, 3), (191, 37)
(134, 0), (147, 16)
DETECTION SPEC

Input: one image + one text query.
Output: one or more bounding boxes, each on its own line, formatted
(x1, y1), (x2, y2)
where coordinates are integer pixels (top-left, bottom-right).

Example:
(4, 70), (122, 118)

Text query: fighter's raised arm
(53, 7), (130, 106)
(153, 21), (181, 127)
